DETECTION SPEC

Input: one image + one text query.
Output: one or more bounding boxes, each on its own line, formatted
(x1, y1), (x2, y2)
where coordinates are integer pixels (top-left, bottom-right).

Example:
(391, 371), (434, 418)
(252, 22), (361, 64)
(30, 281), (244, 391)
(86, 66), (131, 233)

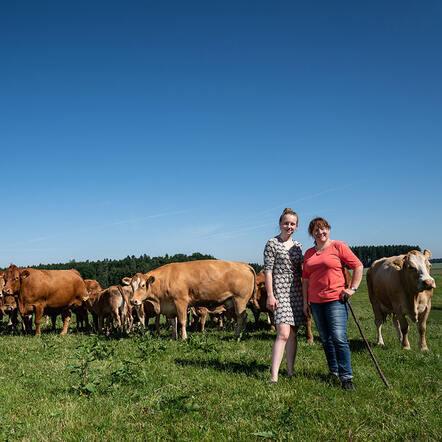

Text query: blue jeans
(310, 300), (353, 381)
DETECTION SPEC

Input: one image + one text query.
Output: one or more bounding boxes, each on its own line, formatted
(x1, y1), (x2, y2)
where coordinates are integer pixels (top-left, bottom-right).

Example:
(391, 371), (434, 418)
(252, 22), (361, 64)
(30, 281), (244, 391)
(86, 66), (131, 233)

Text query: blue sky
(1, 0), (441, 268)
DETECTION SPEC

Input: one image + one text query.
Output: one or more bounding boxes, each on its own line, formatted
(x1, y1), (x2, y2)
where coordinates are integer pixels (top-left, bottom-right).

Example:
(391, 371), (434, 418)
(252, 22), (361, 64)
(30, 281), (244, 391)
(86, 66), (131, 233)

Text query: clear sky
(1, 0), (441, 268)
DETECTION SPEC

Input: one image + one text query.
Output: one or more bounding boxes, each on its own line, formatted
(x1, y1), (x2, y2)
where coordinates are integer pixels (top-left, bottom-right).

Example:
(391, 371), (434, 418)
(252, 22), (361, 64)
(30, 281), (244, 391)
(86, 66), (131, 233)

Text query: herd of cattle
(0, 249), (436, 350)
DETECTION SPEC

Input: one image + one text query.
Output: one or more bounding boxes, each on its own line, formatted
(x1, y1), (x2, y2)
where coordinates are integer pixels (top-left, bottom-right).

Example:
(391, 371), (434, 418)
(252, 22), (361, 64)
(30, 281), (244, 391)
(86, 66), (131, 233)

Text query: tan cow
(2, 264), (88, 335)
(123, 260), (256, 339)
(367, 249), (435, 350)
(84, 285), (131, 334)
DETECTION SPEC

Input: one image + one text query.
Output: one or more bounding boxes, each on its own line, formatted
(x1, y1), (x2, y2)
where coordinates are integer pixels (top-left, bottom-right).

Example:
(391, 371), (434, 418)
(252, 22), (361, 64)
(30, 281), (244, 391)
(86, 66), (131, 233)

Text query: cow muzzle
(423, 278), (436, 289)
(132, 299), (142, 306)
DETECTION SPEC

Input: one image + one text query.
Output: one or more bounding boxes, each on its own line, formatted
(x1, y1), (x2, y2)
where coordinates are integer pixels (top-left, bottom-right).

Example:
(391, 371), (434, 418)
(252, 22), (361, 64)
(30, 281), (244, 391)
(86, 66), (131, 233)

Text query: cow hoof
(403, 346), (411, 350)
(421, 347), (429, 351)
(306, 339), (314, 345)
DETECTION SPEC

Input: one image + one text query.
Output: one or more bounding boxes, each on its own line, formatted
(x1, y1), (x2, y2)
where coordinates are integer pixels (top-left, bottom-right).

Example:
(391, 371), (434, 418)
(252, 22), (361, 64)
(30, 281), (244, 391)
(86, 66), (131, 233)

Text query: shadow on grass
(174, 357), (268, 378)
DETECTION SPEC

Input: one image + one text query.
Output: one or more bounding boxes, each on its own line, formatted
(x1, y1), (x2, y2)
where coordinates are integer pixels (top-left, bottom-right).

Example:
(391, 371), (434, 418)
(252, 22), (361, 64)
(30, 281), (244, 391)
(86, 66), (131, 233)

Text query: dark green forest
(349, 244), (421, 268)
(2, 245), (425, 289)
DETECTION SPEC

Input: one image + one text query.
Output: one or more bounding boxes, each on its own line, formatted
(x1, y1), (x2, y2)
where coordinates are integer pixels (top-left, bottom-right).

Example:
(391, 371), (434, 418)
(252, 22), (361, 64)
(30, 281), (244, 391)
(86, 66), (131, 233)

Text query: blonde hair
(279, 208), (298, 226)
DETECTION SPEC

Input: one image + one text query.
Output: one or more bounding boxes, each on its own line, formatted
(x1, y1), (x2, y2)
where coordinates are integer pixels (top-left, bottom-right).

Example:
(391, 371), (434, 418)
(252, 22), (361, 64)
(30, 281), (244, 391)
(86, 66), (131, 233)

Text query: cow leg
(200, 309), (208, 333)
(60, 312), (71, 335)
(235, 310), (248, 339)
(51, 314), (57, 332)
(233, 297), (248, 339)
(98, 315), (104, 334)
(397, 314), (410, 350)
(417, 301), (431, 351)
(392, 314), (402, 342)
(34, 304), (45, 335)
(154, 314), (160, 333)
(112, 308), (122, 333)
(305, 316), (313, 343)
(176, 305), (188, 339)
(374, 318), (385, 346)
(170, 317), (178, 340)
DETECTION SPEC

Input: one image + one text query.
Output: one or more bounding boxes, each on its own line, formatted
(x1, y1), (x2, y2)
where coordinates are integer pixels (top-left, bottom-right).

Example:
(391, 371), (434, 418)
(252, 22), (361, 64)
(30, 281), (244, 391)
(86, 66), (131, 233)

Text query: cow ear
(122, 277), (132, 286)
(392, 257), (404, 270)
(147, 276), (155, 285)
(20, 270), (30, 279)
(423, 249), (432, 259)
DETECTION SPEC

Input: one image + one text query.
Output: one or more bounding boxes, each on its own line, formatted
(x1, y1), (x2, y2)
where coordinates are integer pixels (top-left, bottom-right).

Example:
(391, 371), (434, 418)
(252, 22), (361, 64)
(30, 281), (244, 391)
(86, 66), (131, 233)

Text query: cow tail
(248, 266), (259, 310)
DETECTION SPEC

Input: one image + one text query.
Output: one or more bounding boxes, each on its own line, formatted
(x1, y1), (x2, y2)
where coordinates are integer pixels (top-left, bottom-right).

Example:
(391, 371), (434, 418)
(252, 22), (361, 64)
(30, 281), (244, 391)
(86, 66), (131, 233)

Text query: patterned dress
(263, 236), (305, 326)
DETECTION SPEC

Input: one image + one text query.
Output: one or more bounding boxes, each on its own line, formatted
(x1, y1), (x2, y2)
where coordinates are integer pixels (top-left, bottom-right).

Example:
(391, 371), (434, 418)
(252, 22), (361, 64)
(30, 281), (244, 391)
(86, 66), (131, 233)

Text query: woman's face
(312, 225), (330, 243)
(279, 214), (298, 236)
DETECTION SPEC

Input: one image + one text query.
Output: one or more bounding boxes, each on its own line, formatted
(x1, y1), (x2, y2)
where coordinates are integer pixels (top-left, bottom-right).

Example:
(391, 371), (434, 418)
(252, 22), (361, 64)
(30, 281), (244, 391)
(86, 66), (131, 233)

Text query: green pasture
(0, 273), (440, 441)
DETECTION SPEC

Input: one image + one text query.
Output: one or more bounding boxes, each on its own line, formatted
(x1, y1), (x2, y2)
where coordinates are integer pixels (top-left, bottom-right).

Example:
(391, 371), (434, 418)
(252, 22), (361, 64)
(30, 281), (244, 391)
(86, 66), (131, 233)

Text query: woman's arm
(265, 271), (278, 312)
(302, 278), (311, 317)
(340, 264), (363, 300)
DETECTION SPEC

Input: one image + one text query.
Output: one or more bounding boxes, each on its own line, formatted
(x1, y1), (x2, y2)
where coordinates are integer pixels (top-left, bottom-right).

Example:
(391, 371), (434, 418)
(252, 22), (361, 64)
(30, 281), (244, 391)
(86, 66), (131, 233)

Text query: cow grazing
(367, 249), (436, 350)
(2, 265), (89, 335)
(123, 260), (256, 339)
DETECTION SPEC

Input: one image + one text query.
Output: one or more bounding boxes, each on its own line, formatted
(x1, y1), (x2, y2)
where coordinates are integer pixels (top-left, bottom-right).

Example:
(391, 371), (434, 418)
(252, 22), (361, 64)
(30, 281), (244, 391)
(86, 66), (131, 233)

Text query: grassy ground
(0, 272), (440, 441)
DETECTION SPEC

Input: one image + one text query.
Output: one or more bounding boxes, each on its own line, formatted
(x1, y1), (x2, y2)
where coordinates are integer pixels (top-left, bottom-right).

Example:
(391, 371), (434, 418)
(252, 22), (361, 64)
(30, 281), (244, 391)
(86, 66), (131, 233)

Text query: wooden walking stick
(346, 298), (392, 389)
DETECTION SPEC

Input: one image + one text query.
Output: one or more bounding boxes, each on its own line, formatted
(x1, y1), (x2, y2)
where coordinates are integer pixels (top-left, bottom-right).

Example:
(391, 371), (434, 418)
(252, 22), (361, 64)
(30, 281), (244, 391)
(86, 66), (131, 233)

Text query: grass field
(0, 271), (440, 441)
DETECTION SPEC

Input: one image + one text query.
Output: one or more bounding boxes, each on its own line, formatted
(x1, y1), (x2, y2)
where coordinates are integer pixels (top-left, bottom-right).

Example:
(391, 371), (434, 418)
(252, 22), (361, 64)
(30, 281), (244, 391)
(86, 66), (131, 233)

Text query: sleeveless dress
(263, 236), (305, 326)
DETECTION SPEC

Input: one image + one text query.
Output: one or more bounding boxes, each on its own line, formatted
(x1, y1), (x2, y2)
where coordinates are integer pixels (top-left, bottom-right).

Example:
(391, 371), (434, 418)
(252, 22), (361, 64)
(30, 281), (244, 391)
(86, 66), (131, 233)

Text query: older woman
(302, 217), (363, 390)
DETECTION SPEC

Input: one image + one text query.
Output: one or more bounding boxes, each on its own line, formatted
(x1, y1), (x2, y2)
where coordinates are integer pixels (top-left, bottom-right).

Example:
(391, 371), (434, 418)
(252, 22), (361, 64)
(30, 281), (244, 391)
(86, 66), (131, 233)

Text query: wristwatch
(350, 286), (358, 291)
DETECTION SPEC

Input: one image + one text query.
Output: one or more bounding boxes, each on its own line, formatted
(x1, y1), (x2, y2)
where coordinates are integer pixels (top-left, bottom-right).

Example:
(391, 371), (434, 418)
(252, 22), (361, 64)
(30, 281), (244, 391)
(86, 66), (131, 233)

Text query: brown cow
(82, 279), (103, 331)
(123, 260), (256, 339)
(2, 264), (88, 335)
(367, 249), (435, 350)
(84, 285), (131, 334)
(251, 270), (314, 341)
(0, 271), (19, 329)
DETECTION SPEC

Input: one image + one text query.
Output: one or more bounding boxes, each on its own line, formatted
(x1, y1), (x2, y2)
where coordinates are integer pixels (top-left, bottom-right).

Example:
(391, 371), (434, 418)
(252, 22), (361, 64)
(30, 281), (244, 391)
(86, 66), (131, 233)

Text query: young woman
(264, 208), (305, 383)
(302, 217), (363, 390)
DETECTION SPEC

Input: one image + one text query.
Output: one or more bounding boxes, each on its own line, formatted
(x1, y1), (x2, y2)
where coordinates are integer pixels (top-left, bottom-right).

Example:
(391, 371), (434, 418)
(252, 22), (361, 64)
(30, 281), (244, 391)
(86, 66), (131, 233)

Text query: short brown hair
(308, 217), (330, 236)
(279, 208), (298, 225)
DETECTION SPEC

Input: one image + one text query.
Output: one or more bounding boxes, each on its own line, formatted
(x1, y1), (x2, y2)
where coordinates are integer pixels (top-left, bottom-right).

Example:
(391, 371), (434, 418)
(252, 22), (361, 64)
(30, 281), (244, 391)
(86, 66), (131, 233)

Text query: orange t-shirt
(302, 241), (362, 303)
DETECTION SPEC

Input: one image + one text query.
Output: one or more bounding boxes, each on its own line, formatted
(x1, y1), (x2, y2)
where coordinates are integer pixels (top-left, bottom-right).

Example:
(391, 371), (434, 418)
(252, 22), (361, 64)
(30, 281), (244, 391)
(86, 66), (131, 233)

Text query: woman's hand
(303, 302), (311, 318)
(340, 288), (355, 302)
(266, 295), (278, 312)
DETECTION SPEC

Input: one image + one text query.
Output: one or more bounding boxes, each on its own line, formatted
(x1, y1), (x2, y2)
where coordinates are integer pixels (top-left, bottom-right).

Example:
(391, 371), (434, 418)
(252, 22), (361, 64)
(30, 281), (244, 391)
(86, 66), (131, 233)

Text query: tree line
(349, 245), (421, 268)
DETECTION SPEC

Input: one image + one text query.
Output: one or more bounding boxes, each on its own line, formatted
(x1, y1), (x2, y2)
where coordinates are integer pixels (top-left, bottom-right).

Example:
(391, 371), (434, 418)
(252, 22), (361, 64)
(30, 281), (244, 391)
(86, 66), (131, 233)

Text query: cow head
(122, 273), (156, 307)
(2, 265), (29, 297)
(402, 250), (436, 292)
(1, 293), (17, 313)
